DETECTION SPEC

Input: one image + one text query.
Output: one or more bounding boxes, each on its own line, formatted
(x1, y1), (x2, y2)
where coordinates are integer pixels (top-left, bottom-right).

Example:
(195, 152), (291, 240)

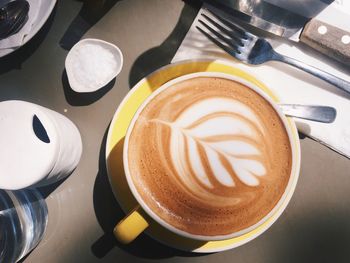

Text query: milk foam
(152, 97), (267, 189)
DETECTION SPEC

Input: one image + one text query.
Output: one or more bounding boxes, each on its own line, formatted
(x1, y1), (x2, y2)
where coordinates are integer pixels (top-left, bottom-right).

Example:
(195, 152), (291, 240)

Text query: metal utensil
(0, 0), (30, 39)
(204, 0), (350, 65)
(196, 13), (350, 95)
(279, 104), (336, 123)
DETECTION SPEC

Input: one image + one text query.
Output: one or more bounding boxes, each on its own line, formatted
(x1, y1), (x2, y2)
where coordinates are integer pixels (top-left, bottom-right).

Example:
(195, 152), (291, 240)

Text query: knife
(203, 0), (350, 66)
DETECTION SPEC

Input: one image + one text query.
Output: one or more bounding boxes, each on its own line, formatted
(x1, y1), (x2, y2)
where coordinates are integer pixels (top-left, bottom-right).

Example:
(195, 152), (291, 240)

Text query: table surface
(1, 0), (350, 262)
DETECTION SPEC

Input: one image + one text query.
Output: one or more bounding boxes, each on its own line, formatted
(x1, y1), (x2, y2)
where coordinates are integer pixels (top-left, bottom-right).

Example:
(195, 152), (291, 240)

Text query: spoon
(0, 0), (30, 39)
(279, 104), (336, 123)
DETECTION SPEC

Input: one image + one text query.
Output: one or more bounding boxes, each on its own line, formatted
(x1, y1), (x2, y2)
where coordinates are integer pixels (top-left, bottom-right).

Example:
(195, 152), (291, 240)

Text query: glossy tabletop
(1, 0), (350, 262)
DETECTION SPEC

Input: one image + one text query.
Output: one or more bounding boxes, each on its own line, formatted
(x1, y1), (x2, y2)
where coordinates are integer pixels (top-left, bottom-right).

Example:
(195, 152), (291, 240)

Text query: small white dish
(65, 38), (123, 93)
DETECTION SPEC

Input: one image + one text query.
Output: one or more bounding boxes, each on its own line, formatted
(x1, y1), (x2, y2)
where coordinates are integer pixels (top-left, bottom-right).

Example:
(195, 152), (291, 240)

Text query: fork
(196, 11), (350, 95)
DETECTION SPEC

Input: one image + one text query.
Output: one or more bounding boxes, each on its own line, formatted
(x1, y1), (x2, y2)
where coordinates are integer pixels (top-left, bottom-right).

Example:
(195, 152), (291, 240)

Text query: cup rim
(123, 71), (300, 241)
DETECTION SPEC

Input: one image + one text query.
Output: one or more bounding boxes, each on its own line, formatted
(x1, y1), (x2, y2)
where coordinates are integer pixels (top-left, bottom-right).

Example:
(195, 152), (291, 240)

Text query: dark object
(0, 0), (30, 39)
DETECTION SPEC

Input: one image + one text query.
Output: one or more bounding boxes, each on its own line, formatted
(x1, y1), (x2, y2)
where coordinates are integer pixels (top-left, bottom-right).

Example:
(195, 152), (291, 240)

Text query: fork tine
(198, 19), (240, 51)
(196, 26), (238, 58)
(200, 13), (243, 45)
(205, 8), (250, 38)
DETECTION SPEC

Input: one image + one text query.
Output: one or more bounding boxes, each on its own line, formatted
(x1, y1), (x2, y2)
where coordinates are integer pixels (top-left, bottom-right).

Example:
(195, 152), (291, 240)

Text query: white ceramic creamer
(0, 100), (83, 190)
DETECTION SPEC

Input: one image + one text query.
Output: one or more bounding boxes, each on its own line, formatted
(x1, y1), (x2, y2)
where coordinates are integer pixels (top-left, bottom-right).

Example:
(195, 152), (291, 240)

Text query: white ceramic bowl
(65, 38), (123, 93)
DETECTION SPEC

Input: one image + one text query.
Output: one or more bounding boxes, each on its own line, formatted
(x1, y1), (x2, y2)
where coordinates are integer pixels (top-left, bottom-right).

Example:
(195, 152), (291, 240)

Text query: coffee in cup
(125, 74), (293, 239)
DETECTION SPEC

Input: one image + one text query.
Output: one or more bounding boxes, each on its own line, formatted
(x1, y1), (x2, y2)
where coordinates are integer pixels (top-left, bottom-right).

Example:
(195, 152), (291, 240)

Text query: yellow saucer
(106, 60), (300, 253)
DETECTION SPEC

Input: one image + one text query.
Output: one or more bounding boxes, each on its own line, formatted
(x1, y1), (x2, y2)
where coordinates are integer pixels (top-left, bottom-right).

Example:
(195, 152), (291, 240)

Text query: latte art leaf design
(153, 97), (268, 189)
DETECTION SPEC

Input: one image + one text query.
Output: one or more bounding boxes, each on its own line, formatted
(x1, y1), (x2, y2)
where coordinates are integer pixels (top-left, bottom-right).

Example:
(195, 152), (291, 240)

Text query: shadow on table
(62, 69), (116, 106)
(59, 0), (121, 50)
(36, 178), (69, 200)
(128, 0), (201, 88)
(268, 208), (350, 263)
(91, 127), (206, 259)
(0, 3), (57, 75)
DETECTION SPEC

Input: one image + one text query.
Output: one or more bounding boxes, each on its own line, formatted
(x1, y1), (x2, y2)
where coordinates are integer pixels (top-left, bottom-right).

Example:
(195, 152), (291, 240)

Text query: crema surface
(128, 77), (292, 236)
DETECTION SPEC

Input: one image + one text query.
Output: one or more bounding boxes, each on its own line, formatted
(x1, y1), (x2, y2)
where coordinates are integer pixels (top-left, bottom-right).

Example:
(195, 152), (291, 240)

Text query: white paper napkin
(0, 0), (41, 50)
(172, 7), (350, 158)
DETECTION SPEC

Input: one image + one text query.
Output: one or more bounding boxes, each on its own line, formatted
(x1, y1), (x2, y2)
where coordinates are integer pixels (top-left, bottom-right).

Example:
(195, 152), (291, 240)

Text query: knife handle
(300, 19), (350, 66)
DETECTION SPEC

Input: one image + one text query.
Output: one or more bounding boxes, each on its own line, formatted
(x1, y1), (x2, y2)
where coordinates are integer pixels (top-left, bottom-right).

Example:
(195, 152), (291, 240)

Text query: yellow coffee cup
(112, 71), (300, 245)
